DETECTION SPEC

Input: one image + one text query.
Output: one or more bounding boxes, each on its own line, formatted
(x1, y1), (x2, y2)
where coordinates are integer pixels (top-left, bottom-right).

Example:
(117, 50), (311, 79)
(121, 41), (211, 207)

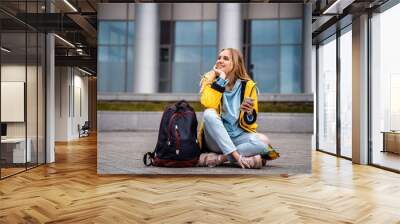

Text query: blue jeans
(203, 109), (268, 162)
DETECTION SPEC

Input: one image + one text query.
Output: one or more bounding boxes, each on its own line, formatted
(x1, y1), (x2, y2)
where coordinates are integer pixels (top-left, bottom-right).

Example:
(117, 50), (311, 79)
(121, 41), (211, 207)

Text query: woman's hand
(213, 65), (226, 80)
(240, 97), (254, 114)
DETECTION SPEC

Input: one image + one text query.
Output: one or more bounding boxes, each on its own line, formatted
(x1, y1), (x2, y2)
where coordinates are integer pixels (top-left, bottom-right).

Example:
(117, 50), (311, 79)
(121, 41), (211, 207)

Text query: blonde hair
(199, 48), (251, 93)
(220, 48), (251, 81)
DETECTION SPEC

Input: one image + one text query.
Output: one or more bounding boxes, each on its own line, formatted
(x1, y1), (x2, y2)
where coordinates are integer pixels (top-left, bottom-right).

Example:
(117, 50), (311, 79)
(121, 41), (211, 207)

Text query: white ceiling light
(1, 47), (11, 53)
(76, 48), (85, 55)
(63, 0), (78, 12)
(54, 34), (75, 48)
(78, 67), (92, 76)
(323, 0), (355, 15)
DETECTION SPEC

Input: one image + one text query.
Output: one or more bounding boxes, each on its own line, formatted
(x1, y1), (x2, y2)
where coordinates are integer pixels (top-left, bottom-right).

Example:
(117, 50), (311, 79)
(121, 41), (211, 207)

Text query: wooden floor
(0, 167), (26, 178)
(1, 134), (400, 223)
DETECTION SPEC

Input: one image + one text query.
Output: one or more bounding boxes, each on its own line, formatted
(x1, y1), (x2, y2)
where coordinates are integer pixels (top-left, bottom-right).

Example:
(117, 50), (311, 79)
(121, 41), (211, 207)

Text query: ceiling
(311, 0), (390, 43)
(1, 0), (98, 74)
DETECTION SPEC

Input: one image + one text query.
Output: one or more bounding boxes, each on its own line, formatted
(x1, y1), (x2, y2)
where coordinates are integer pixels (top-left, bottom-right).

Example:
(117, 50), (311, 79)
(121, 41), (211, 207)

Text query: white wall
(1, 65), (25, 139)
(55, 67), (89, 141)
(55, 67), (69, 141)
(72, 73), (89, 138)
(1, 64), (46, 164)
(1, 65), (39, 138)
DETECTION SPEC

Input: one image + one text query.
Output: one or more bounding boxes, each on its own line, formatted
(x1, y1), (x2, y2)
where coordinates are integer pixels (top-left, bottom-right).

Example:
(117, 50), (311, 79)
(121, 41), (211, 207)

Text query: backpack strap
(143, 152), (155, 166)
(240, 80), (248, 103)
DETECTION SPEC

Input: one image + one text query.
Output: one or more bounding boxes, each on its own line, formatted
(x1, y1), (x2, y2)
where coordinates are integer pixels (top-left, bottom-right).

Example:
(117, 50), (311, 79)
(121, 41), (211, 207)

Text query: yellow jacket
(198, 71), (259, 150)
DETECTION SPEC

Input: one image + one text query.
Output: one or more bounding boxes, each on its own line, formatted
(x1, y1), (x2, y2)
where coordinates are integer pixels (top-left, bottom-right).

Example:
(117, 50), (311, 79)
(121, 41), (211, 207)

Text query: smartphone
(245, 97), (254, 105)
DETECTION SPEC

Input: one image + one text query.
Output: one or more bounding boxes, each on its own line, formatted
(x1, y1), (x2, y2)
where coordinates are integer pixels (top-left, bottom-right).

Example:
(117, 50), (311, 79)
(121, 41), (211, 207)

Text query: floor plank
(0, 134), (400, 223)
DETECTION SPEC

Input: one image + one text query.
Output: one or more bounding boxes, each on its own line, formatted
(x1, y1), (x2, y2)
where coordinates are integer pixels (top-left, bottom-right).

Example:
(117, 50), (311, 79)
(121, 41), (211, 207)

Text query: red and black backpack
(143, 100), (200, 167)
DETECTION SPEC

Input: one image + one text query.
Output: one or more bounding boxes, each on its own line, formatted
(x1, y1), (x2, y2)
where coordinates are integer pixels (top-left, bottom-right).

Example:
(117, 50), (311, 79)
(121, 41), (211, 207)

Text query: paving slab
(98, 131), (311, 175)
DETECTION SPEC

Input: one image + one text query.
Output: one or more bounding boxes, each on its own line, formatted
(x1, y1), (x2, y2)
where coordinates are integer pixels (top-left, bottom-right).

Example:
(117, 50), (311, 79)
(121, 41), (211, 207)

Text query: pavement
(98, 131), (311, 175)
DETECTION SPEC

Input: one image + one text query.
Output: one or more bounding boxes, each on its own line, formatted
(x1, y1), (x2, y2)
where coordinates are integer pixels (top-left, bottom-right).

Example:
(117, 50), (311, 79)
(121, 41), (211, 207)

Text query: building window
(246, 19), (303, 93)
(317, 35), (337, 155)
(98, 21), (134, 92)
(159, 21), (172, 93)
(371, 3), (400, 171)
(339, 27), (352, 158)
(171, 21), (217, 93)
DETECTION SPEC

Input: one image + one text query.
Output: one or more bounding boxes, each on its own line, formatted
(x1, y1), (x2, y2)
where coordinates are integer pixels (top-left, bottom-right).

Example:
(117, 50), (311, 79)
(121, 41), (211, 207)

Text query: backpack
(143, 100), (200, 167)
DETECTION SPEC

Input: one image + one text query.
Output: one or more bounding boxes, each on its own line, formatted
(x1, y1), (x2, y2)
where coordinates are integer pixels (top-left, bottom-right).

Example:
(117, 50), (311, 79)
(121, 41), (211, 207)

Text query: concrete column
(352, 14), (369, 164)
(303, 3), (312, 94)
(46, 1), (55, 163)
(133, 3), (160, 93)
(54, 67), (75, 141)
(88, 77), (97, 131)
(217, 3), (242, 52)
